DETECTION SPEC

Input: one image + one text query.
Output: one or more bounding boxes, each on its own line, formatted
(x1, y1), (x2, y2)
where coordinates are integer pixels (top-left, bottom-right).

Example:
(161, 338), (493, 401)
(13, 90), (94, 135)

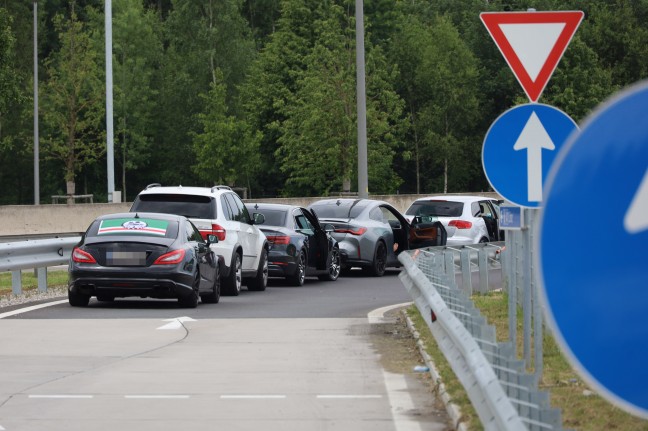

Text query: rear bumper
(69, 271), (195, 299)
(267, 253), (298, 277)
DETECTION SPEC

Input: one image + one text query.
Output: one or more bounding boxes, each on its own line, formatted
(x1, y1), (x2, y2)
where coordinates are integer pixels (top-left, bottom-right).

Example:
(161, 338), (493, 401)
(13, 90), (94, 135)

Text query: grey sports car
(308, 198), (446, 276)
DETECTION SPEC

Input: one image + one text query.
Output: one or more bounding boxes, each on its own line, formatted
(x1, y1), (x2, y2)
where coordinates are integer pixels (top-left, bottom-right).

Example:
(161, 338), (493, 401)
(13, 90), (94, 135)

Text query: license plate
(106, 251), (147, 266)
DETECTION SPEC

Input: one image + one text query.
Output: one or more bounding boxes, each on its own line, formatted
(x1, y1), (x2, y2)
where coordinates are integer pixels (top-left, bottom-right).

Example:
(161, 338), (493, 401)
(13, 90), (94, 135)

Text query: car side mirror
(206, 234), (218, 245)
(253, 213), (265, 225)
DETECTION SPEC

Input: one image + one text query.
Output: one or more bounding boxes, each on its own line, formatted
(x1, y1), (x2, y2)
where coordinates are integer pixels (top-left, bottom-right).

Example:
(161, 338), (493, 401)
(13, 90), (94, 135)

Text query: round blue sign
(539, 81), (648, 418)
(482, 104), (578, 207)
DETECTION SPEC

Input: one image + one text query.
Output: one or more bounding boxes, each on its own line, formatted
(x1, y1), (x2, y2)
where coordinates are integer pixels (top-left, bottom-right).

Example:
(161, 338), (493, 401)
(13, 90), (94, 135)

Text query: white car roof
(137, 185), (232, 197)
(412, 195), (497, 203)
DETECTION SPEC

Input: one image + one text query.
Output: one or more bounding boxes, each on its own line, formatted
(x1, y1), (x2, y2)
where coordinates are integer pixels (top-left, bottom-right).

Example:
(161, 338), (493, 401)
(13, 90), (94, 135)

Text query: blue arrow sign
(482, 104), (578, 207)
(539, 81), (648, 418)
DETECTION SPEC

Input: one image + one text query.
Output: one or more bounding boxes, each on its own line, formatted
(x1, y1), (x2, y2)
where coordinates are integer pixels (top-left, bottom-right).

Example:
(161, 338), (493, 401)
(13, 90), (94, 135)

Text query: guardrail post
(460, 248), (472, 295)
(36, 267), (48, 292)
(11, 270), (22, 295)
(478, 248), (488, 293)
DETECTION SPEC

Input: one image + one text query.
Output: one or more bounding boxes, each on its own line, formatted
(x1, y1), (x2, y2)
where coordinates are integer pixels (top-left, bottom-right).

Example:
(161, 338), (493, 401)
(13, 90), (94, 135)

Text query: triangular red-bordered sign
(480, 11), (584, 102)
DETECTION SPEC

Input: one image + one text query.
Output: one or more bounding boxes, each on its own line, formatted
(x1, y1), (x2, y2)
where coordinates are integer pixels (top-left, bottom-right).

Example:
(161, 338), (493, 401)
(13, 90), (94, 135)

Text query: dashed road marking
(124, 395), (190, 399)
(316, 395), (382, 399)
(220, 395), (286, 399)
(28, 395), (93, 399)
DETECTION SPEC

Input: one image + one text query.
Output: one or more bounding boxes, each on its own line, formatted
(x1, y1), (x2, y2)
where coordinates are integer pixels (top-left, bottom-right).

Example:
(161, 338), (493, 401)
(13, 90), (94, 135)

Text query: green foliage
(0, 0), (645, 202)
(192, 70), (262, 187)
(40, 7), (105, 186)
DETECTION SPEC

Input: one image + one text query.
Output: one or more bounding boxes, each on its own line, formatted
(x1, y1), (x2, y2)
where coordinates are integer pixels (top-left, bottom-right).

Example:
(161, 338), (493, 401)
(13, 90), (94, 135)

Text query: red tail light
(266, 235), (290, 245)
(449, 220), (472, 229)
(153, 249), (186, 265)
(72, 247), (96, 263)
(200, 223), (226, 241)
(334, 227), (367, 236)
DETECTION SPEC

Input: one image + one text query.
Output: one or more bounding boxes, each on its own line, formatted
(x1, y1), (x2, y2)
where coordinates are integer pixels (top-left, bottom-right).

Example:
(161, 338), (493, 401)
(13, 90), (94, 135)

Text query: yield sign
(480, 11), (584, 102)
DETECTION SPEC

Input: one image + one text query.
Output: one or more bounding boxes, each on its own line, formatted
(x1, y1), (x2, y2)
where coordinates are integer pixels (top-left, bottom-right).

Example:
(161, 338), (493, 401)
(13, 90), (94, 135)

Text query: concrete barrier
(0, 193), (499, 236)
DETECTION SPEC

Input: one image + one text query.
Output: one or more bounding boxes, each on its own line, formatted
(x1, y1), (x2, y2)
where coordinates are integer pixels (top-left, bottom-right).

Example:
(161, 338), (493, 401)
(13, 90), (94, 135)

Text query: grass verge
(0, 270), (68, 298)
(408, 292), (648, 430)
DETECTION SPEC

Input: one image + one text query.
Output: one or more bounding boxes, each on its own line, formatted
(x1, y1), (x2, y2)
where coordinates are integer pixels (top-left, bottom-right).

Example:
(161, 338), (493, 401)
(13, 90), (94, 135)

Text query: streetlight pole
(105, 0), (115, 203)
(33, 0), (39, 205)
(355, 0), (368, 198)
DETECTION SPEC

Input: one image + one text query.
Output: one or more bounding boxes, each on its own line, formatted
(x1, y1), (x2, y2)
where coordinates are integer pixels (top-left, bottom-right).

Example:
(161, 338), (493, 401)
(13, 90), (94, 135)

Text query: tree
(192, 70), (262, 188)
(40, 7), (105, 196)
(276, 1), (406, 196)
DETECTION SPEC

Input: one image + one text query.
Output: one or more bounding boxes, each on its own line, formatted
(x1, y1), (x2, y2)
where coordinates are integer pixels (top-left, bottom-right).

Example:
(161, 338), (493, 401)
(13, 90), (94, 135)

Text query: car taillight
(449, 220), (472, 229)
(153, 249), (186, 265)
(200, 223), (226, 242)
(334, 227), (367, 236)
(266, 235), (290, 245)
(72, 247), (96, 263)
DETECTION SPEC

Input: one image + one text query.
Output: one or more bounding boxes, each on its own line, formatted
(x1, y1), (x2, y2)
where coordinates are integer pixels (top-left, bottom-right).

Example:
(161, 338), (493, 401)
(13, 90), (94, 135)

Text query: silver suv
(130, 184), (268, 295)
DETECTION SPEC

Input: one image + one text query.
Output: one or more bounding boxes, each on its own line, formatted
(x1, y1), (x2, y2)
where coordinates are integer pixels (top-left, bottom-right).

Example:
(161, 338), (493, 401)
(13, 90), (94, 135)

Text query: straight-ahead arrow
(513, 112), (555, 202)
(156, 316), (196, 330)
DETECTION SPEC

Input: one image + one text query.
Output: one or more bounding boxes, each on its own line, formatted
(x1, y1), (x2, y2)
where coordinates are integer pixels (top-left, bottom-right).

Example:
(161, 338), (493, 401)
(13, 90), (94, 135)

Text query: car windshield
(310, 200), (370, 219)
(406, 201), (464, 217)
(132, 194), (215, 219)
(86, 217), (179, 239)
(255, 209), (286, 227)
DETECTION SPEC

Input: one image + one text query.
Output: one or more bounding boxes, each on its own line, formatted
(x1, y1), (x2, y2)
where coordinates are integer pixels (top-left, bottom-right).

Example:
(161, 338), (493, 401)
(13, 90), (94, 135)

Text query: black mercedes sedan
(68, 212), (220, 308)
(245, 203), (340, 286)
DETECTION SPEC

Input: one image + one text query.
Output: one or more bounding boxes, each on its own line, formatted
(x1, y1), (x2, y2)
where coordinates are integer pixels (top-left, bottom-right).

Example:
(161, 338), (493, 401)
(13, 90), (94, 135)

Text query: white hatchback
(404, 195), (504, 246)
(130, 184), (268, 296)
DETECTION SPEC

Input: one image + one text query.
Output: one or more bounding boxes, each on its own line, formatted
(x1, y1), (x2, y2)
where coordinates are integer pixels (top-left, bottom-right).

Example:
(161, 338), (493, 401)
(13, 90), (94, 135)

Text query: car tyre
(68, 289), (90, 307)
(247, 249), (268, 291)
(365, 241), (387, 277)
(201, 273), (221, 304)
(178, 276), (199, 308)
(318, 247), (341, 281)
(288, 250), (306, 286)
(479, 237), (489, 243)
(222, 253), (242, 296)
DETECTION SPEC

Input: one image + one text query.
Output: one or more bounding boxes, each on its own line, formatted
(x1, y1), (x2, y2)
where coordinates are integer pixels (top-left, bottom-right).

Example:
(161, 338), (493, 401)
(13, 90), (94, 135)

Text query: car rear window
(86, 217), (179, 239)
(254, 209), (286, 227)
(131, 194), (215, 219)
(406, 201), (464, 217)
(310, 200), (369, 219)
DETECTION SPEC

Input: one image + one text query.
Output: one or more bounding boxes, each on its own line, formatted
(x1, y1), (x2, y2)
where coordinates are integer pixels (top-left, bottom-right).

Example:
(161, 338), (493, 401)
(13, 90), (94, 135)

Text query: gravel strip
(0, 286), (67, 309)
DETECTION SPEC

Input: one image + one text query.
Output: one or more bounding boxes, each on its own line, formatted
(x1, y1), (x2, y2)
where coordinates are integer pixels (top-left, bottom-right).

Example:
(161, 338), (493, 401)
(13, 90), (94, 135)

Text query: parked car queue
(68, 185), (499, 308)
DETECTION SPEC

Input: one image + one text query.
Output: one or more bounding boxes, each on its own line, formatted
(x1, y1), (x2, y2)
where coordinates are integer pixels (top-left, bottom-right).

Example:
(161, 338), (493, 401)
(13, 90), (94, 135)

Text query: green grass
(0, 270), (68, 297)
(409, 292), (648, 430)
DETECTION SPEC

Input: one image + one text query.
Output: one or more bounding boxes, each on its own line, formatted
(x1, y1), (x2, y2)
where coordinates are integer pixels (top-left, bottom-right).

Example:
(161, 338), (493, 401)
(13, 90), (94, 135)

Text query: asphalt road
(0, 269), (453, 431)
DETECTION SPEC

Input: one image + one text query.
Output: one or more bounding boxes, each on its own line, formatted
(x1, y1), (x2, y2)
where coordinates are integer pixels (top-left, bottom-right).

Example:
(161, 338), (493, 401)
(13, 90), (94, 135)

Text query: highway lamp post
(356, 0), (368, 199)
(33, 0), (39, 205)
(105, 0), (115, 203)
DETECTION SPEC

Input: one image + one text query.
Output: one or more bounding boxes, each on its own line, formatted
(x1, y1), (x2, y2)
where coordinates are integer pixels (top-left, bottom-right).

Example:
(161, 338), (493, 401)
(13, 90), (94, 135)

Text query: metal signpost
(539, 81), (648, 419)
(480, 10), (583, 380)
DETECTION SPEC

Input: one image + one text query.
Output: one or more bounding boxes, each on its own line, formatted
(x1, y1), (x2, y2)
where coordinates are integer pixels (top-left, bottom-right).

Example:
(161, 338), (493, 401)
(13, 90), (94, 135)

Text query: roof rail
(211, 185), (232, 192)
(145, 183), (161, 189)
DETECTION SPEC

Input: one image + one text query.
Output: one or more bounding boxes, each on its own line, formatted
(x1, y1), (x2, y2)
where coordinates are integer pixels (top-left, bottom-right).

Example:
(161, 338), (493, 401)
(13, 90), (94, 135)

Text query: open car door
(408, 217), (447, 249)
(304, 208), (331, 270)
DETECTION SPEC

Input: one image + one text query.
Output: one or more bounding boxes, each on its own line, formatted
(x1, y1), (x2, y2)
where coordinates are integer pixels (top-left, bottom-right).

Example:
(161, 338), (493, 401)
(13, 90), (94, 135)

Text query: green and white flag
(98, 218), (169, 236)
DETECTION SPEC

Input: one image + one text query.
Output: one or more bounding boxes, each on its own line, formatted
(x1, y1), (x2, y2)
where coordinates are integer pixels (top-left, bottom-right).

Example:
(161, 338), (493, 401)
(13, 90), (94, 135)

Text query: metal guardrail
(0, 236), (81, 294)
(398, 243), (565, 431)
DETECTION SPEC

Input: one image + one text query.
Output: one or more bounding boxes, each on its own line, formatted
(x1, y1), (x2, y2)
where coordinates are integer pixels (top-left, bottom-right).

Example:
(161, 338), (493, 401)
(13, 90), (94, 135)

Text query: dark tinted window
(224, 194), (242, 221)
(221, 195), (234, 220)
(310, 200), (370, 219)
(132, 194), (215, 219)
(406, 201), (464, 217)
(253, 208), (286, 227)
(86, 217), (179, 239)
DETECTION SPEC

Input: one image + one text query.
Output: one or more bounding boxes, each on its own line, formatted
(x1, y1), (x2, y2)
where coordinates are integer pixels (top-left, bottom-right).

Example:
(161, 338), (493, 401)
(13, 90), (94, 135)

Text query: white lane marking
(317, 395), (382, 399)
(124, 395), (190, 399)
(220, 395), (286, 399)
(28, 395), (93, 399)
(383, 371), (423, 431)
(0, 300), (68, 319)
